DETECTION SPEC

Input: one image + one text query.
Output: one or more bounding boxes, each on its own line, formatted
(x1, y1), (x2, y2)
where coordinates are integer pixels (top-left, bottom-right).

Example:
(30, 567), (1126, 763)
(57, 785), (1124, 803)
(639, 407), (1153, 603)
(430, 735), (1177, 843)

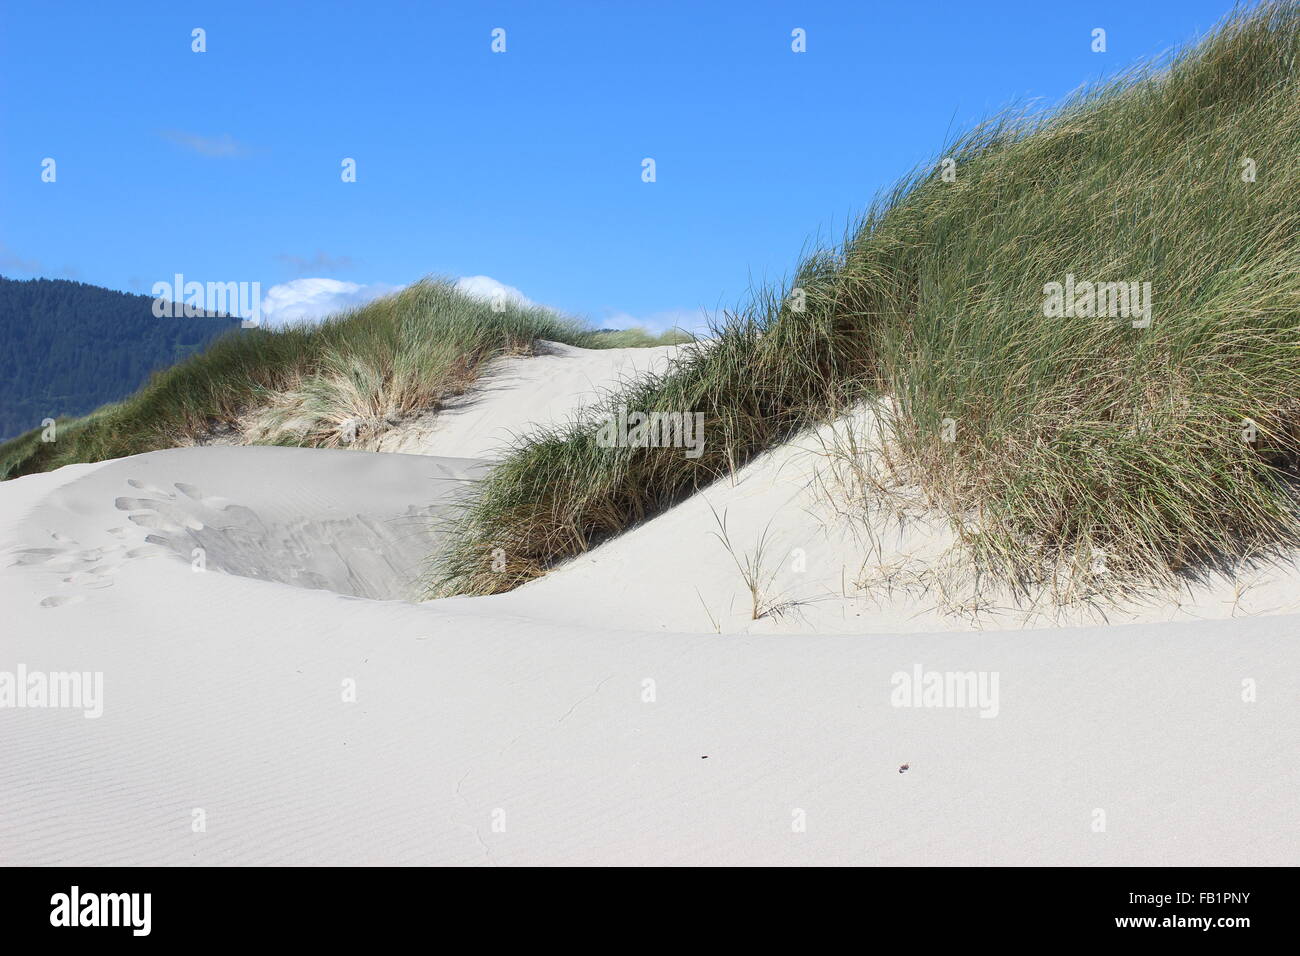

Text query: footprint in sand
(127, 542), (173, 558)
(9, 547), (64, 567)
(110, 476), (437, 600)
(173, 482), (233, 510)
(62, 562), (121, 588)
(125, 479), (176, 499)
(116, 479), (236, 532)
(7, 493), (156, 605)
(9, 546), (108, 574)
(119, 508), (198, 533)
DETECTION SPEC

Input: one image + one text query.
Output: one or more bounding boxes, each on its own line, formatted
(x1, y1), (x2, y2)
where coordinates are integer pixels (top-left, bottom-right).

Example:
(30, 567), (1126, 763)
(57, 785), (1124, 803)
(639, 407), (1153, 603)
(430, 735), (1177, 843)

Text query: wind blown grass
(1, 279), (676, 477)
(433, 1), (1300, 599)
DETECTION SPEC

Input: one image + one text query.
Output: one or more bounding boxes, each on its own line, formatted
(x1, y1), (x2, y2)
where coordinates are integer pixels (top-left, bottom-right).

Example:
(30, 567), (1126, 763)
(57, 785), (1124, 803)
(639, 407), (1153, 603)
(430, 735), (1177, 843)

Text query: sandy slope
(2, 343), (1297, 865)
(441, 403), (1300, 636)
(373, 340), (683, 459)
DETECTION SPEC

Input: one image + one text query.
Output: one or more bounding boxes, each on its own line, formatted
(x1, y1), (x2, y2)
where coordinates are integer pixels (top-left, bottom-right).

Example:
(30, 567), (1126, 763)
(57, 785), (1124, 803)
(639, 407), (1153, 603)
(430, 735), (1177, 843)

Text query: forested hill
(0, 276), (242, 440)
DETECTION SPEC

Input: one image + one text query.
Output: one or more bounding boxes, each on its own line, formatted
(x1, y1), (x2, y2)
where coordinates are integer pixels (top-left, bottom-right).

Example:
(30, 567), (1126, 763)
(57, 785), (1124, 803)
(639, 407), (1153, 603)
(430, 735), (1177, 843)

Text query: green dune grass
(433, 2), (1300, 599)
(0, 278), (689, 478)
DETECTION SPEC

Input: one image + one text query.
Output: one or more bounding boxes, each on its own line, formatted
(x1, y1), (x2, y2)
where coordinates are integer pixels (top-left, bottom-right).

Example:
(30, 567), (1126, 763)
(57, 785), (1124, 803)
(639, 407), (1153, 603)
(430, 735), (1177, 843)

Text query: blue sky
(1, 0), (1242, 329)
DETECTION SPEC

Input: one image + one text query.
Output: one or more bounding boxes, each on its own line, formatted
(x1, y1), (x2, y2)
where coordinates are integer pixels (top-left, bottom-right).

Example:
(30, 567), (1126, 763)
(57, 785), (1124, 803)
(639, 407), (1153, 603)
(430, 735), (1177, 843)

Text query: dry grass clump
(1, 279), (676, 475)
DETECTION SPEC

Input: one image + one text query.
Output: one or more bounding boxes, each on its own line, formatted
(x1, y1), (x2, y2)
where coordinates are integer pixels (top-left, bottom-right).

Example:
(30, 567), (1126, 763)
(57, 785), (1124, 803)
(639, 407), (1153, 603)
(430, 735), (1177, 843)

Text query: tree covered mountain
(0, 276), (242, 440)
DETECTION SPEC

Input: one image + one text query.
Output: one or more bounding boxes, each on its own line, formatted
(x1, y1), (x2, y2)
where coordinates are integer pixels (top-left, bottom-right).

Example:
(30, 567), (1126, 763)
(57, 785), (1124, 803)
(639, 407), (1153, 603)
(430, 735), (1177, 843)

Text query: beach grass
(432, 1), (1300, 598)
(0, 278), (684, 476)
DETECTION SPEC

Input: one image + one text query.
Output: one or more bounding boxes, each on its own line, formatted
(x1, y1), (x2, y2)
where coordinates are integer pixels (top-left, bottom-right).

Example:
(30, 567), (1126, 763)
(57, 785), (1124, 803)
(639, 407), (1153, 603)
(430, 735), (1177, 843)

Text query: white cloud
(453, 275), (537, 309)
(455, 277), (707, 333)
(260, 278), (400, 326)
(257, 273), (706, 337)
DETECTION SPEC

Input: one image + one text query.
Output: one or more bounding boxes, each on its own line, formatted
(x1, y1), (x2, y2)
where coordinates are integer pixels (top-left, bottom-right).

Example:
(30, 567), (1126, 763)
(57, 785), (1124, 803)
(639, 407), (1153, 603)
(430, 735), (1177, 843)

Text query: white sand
(466, 407), (1300, 636)
(374, 340), (683, 459)
(2, 343), (1297, 865)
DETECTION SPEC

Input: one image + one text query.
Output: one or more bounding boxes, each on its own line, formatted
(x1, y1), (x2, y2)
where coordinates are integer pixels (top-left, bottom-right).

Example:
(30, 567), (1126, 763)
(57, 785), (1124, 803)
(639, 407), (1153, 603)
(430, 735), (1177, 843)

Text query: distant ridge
(0, 276), (242, 440)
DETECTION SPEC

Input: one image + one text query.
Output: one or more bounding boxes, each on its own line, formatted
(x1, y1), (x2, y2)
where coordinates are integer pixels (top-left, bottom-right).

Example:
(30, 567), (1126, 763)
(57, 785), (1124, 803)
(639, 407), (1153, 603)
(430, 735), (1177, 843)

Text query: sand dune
(374, 341), (683, 459)
(2, 343), (1297, 865)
